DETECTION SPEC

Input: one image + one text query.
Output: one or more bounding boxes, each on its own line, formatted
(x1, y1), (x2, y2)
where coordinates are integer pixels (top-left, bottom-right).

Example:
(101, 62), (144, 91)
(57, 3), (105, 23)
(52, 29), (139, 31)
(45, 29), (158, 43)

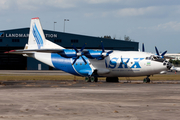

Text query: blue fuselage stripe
(51, 53), (92, 76)
(51, 53), (79, 75)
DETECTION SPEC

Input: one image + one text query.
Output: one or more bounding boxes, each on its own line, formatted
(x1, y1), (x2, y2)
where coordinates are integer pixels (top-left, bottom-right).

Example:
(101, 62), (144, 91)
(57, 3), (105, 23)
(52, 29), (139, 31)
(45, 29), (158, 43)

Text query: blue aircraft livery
(51, 53), (92, 76)
(32, 24), (44, 49)
(106, 57), (144, 69)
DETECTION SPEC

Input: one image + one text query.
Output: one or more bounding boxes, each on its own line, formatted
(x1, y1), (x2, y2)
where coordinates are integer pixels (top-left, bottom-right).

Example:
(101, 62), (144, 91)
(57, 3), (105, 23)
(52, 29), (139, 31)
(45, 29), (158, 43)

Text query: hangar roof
(0, 28), (138, 51)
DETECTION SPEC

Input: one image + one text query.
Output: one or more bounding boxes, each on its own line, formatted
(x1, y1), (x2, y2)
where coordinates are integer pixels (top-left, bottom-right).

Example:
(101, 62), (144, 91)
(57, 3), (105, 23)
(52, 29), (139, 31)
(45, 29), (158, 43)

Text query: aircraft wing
(4, 49), (66, 54)
(4, 48), (96, 54)
(164, 55), (175, 59)
(4, 49), (101, 55)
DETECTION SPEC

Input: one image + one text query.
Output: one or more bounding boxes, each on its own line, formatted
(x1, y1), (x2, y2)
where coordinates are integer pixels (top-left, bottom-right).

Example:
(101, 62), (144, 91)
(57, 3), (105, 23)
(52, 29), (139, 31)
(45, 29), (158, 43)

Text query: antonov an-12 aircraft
(5, 17), (172, 82)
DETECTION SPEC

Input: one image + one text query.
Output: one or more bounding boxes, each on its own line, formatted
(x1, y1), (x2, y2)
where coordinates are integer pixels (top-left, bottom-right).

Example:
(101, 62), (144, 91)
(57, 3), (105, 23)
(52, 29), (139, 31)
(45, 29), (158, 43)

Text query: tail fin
(25, 17), (64, 50)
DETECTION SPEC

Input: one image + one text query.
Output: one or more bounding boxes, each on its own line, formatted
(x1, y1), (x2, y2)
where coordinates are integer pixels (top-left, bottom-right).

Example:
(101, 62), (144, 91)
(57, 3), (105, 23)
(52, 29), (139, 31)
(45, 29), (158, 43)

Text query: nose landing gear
(143, 75), (150, 83)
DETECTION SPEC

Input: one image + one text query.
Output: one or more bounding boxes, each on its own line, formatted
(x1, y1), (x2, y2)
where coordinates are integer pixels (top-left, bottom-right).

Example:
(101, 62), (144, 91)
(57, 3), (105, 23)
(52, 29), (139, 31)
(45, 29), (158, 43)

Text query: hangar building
(0, 28), (139, 70)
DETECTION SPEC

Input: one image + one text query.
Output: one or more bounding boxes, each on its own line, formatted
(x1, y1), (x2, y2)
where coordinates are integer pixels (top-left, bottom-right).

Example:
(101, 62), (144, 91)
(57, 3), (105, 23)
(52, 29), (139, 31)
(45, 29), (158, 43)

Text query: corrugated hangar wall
(0, 28), (139, 70)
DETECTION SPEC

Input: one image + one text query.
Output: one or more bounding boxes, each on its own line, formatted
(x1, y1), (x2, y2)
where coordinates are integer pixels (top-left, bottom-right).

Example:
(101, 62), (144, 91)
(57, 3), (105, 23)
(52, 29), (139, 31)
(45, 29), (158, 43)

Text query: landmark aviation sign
(0, 32), (58, 38)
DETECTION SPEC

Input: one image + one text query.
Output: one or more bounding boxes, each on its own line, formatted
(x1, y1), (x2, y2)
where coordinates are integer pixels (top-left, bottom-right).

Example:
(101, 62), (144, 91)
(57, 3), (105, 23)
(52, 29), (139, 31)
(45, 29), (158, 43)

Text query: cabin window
(12, 39), (20, 42)
(146, 57), (151, 60)
(54, 39), (62, 43)
(71, 39), (78, 43)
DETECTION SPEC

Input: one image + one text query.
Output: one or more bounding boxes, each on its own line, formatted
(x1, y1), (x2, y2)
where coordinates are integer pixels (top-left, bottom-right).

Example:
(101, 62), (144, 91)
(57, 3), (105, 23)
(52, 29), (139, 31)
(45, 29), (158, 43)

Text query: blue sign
(0, 32), (4, 37)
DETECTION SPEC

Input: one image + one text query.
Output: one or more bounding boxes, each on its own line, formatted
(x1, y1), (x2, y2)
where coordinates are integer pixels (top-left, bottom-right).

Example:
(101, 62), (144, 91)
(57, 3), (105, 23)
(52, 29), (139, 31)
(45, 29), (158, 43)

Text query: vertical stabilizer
(25, 17), (64, 50)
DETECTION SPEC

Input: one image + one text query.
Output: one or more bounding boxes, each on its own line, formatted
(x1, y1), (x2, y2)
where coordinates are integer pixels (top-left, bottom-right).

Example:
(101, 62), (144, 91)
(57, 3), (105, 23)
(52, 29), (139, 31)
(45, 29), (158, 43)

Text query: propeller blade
(161, 50), (167, 56)
(101, 41), (105, 52)
(72, 44), (78, 53)
(107, 50), (113, 55)
(81, 56), (87, 64)
(72, 57), (79, 65)
(155, 46), (160, 55)
(80, 43), (86, 52)
(142, 43), (145, 52)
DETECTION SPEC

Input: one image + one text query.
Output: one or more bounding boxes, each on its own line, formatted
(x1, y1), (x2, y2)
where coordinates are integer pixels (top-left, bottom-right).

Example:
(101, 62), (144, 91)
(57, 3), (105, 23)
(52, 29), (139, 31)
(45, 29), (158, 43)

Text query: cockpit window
(149, 55), (158, 61)
(146, 57), (151, 60)
(150, 55), (165, 62)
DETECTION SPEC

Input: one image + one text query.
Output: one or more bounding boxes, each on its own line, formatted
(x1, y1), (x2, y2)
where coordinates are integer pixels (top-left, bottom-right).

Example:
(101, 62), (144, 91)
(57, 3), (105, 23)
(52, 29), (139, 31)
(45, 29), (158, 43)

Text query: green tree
(124, 35), (131, 41)
(103, 35), (112, 39)
(169, 59), (180, 66)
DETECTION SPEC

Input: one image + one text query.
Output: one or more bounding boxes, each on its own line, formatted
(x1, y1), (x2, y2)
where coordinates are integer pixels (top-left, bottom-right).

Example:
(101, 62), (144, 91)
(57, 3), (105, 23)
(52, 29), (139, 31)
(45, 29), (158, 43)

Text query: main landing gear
(106, 77), (119, 82)
(85, 76), (150, 83)
(85, 77), (119, 83)
(143, 75), (150, 83)
(85, 76), (98, 82)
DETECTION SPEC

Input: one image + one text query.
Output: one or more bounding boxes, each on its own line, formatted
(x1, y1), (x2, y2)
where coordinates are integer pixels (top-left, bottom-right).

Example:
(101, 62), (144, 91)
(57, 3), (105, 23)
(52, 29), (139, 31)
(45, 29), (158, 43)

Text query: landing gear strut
(106, 77), (119, 82)
(85, 76), (98, 82)
(143, 75), (150, 83)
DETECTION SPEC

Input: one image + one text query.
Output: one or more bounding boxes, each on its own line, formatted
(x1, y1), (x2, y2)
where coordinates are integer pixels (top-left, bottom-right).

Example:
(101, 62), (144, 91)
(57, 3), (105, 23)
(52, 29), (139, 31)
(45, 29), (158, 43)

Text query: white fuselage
(32, 51), (169, 77)
(89, 51), (168, 77)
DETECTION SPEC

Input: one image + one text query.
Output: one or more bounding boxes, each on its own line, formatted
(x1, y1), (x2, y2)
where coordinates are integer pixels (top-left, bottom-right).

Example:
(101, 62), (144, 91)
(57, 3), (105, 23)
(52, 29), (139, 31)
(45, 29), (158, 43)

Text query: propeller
(97, 41), (113, 60)
(155, 46), (167, 59)
(142, 43), (145, 52)
(72, 44), (87, 65)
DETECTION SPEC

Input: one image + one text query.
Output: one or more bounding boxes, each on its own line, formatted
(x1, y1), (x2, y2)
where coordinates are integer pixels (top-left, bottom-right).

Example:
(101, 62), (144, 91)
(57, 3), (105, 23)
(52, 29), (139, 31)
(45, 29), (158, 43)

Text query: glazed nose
(163, 61), (172, 70)
(166, 62), (172, 70)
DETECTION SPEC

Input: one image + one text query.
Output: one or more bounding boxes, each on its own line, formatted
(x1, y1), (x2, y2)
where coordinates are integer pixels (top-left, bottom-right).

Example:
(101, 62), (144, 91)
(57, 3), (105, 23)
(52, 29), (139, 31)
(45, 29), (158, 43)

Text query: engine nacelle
(58, 49), (77, 58)
(84, 50), (102, 59)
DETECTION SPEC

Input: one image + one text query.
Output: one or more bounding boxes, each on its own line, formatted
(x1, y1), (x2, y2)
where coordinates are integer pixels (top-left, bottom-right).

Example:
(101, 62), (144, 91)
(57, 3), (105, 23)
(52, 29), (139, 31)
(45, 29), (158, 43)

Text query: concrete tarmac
(0, 70), (71, 75)
(0, 70), (180, 75)
(0, 79), (180, 120)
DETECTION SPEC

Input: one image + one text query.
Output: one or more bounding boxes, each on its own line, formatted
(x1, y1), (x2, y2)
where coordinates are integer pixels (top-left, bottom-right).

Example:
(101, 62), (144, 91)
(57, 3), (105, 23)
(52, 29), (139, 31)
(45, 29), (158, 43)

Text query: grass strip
(0, 74), (180, 81)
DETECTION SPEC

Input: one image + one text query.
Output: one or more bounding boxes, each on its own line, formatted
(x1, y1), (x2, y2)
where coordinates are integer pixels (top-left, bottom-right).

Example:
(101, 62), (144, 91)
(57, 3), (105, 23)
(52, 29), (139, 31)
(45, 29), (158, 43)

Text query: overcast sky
(0, 0), (180, 53)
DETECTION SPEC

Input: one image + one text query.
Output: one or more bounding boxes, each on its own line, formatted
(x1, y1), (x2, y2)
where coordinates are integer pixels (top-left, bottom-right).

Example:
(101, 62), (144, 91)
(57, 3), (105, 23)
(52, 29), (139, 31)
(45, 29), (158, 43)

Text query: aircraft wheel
(143, 77), (150, 83)
(94, 77), (98, 82)
(147, 78), (150, 83)
(91, 77), (95, 82)
(85, 77), (98, 82)
(85, 77), (91, 82)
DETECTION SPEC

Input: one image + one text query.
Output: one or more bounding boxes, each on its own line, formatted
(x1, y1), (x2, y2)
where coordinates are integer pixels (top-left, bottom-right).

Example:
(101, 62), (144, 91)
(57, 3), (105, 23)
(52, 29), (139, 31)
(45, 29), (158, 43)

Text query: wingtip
(4, 51), (9, 53)
(4, 50), (15, 53)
